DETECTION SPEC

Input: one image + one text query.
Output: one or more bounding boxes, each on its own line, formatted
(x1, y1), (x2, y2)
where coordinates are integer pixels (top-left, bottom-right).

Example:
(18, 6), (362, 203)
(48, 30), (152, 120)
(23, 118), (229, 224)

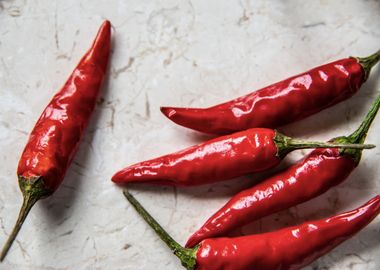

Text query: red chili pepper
(0, 21), (111, 261)
(161, 50), (380, 134)
(186, 92), (380, 247)
(124, 190), (380, 270)
(112, 129), (373, 186)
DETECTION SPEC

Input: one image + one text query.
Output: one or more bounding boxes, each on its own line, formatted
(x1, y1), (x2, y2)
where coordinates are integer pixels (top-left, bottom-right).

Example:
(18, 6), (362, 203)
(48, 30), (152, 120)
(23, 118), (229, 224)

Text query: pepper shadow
(342, 160), (377, 190)
(170, 125), (217, 145)
(308, 225), (380, 269)
(36, 34), (115, 227)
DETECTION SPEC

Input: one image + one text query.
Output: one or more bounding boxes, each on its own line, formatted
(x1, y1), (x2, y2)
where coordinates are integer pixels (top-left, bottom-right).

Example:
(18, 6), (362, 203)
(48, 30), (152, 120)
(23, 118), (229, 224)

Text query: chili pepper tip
(85, 20), (111, 74)
(160, 106), (175, 117)
(160, 106), (217, 134)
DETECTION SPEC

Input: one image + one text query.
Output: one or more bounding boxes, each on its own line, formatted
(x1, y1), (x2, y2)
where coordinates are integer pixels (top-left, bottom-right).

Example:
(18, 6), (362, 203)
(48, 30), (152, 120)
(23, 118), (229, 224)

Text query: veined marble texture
(0, 0), (380, 269)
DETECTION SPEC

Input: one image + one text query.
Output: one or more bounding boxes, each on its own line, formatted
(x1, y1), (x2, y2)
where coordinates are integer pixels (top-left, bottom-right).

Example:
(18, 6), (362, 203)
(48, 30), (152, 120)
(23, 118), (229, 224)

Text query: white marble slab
(0, 0), (380, 269)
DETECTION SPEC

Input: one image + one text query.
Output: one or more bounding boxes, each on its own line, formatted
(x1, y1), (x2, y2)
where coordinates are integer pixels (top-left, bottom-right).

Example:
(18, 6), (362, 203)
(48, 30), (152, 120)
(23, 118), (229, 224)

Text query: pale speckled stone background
(0, 0), (380, 269)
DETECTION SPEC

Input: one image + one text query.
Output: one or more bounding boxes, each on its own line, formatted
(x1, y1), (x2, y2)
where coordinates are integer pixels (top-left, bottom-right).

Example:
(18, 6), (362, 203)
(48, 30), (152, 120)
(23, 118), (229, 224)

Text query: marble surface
(1, 0), (380, 269)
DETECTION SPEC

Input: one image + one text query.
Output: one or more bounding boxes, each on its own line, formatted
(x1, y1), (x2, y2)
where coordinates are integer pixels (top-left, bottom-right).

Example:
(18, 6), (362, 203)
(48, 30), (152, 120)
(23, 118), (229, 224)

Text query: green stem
(0, 176), (51, 262)
(0, 194), (37, 262)
(356, 50), (380, 81)
(348, 93), (380, 144)
(123, 190), (198, 270)
(275, 132), (375, 158)
(333, 91), (380, 164)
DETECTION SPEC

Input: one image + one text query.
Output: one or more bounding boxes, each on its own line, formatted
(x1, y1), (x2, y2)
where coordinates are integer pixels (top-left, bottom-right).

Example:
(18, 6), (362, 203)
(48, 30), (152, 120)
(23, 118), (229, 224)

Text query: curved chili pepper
(112, 129), (373, 186)
(186, 91), (380, 247)
(161, 50), (380, 134)
(124, 190), (380, 270)
(0, 21), (111, 261)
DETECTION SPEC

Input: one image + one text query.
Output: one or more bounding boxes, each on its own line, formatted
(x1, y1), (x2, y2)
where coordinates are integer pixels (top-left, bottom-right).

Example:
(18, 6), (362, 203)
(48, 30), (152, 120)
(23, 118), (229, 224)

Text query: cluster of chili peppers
(186, 91), (380, 248)
(122, 90), (380, 268)
(1, 17), (380, 270)
(115, 50), (380, 269)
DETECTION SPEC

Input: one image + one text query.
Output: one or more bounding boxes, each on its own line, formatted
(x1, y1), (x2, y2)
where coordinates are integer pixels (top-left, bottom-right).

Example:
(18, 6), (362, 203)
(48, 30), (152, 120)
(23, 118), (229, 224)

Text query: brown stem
(0, 176), (51, 262)
(0, 194), (37, 261)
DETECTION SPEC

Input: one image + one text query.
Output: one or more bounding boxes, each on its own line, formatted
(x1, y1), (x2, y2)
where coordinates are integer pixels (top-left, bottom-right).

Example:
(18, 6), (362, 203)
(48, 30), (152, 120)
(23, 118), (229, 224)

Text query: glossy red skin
(195, 195), (380, 270)
(186, 148), (356, 247)
(112, 128), (280, 186)
(17, 21), (111, 192)
(161, 58), (364, 134)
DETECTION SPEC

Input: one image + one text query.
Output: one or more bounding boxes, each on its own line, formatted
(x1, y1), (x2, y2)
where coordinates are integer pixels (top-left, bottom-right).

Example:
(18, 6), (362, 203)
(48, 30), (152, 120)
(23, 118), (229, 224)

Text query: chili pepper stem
(274, 132), (375, 158)
(0, 176), (51, 262)
(331, 91), (380, 163)
(348, 92), (380, 144)
(356, 50), (380, 81)
(123, 190), (197, 270)
(0, 194), (37, 261)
